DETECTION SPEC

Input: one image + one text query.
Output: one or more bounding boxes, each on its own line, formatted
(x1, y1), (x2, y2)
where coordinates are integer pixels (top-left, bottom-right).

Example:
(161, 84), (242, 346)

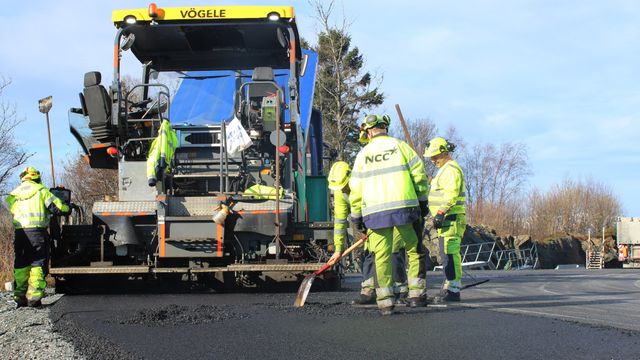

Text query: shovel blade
(293, 274), (317, 307)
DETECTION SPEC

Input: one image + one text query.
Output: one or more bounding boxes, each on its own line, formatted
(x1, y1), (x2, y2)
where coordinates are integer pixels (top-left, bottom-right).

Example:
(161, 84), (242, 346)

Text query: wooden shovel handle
(395, 104), (417, 153)
(314, 234), (367, 276)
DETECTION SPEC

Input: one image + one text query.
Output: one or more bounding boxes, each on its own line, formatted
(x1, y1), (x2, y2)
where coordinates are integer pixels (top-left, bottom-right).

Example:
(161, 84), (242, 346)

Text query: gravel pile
(112, 304), (250, 326)
(0, 290), (83, 360)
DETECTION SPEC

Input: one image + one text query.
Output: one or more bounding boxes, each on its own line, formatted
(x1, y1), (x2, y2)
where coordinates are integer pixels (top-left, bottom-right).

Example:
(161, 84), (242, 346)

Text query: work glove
(352, 217), (364, 233)
(65, 203), (79, 216)
(432, 211), (446, 229)
(419, 201), (429, 218)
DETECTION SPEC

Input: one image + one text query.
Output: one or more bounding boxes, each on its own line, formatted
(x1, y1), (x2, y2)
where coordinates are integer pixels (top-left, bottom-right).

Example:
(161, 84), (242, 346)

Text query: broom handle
(314, 235), (367, 275)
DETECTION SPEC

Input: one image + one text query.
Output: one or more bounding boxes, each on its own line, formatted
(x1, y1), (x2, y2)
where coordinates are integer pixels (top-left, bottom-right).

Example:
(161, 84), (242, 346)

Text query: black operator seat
(83, 71), (112, 130)
(242, 67), (282, 130)
(248, 66), (279, 98)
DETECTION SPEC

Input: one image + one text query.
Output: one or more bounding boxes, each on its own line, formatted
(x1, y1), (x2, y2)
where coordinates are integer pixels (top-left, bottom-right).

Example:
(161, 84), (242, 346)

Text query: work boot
(350, 293), (375, 305)
(12, 296), (27, 309)
(439, 290), (460, 302)
(408, 296), (427, 308)
(380, 306), (395, 316)
(27, 299), (42, 308)
(395, 293), (409, 306)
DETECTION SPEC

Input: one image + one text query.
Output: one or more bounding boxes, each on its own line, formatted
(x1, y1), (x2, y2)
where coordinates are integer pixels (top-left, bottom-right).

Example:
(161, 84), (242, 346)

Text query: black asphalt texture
(50, 270), (640, 360)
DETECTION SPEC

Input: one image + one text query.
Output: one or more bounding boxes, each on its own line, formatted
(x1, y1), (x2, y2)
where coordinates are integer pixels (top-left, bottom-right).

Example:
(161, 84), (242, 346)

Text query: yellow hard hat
(327, 161), (351, 191)
(423, 137), (455, 158)
(20, 166), (41, 182)
(360, 114), (391, 131)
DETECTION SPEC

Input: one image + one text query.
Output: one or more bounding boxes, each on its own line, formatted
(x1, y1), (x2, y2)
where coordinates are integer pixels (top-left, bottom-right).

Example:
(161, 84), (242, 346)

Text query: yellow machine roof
(113, 5), (294, 25)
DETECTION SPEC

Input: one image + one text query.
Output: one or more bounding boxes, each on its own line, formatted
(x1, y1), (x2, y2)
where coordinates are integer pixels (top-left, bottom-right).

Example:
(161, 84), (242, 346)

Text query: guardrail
(494, 243), (539, 270)
(434, 241), (540, 271)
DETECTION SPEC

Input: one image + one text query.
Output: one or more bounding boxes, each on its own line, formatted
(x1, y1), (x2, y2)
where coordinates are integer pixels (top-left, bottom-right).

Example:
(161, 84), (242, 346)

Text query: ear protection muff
(425, 137), (456, 157)
(443, 139), (456, 153)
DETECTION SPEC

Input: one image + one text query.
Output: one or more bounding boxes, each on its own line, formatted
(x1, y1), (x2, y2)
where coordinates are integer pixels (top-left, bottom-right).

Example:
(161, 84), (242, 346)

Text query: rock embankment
(422, 223), (618, 269)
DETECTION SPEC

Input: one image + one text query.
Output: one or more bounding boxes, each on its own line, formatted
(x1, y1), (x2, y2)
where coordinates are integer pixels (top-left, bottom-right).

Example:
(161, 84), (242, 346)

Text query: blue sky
(1, 1), (638, 215)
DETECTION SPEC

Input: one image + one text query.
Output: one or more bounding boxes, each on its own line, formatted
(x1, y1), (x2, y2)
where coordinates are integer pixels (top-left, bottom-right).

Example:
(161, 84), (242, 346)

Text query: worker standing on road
(6, 167), (69, 308)
(424, 137), (466, 302)
(326, 161), (409, 306)
(349, 114), (429, 315)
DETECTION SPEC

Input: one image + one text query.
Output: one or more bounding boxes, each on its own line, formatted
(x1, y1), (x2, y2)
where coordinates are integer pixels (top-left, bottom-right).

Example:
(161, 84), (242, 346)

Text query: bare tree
(0, 77), (33, 194)
(0, 76), (36, 282)
(390, 117), (436, 178)
(311, 0), (384, 163)
(462, 142), (531, 224)
(390, 117), (436, 159)
(443, 124), (466, 153)
(391, 124), (531, 234)
(390, 119), (466, 179)
(526, 178), (621, 239)
(61, 155), (118, 222)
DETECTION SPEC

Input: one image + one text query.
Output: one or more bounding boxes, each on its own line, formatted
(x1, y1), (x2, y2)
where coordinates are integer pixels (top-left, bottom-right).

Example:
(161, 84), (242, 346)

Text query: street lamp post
(38, 96), (55, 187)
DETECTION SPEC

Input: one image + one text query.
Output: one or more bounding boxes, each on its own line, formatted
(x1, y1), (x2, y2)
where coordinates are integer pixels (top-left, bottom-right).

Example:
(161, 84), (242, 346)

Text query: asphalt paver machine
(53, 4), (335, 289)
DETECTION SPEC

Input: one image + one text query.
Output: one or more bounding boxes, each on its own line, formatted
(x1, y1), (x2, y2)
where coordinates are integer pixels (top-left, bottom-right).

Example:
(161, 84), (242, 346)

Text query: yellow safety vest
(349, 135), (429, 229)
(428, 159), (466, 216)
(6, 181), (69, 229)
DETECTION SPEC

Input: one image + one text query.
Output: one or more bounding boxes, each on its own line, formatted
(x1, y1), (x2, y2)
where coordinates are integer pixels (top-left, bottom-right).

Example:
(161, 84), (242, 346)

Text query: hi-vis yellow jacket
(147, 120), (178, 185)
(333, 189), (350, 252)
(7, 181), (69, 229)
(349, 135), (428, 230)
(428, 159), (466, 216)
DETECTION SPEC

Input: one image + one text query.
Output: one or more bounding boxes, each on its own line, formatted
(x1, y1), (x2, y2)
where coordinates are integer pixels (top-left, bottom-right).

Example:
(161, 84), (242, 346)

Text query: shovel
(461, 268), (490, 290)
(293, 235), (367, 307)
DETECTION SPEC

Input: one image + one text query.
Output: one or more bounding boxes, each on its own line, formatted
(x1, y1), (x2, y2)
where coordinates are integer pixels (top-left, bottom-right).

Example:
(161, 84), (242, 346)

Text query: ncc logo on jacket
(365, 148), (397, 164)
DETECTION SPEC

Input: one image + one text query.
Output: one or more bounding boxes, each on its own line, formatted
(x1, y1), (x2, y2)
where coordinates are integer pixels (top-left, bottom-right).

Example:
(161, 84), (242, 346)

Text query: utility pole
(38, 96), (56, 187)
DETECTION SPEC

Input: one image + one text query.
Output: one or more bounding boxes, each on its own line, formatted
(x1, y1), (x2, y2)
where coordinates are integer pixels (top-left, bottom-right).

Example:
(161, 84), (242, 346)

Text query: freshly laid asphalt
(49, 269), (640, 359)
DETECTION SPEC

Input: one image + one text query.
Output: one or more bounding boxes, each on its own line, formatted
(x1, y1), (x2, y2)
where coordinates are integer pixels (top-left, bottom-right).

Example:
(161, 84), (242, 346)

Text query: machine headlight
(267, 12), (280, 21)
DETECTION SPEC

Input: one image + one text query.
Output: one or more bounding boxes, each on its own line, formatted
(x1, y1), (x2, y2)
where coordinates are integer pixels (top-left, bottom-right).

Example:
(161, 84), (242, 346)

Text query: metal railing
(494, 244), (539, 270)
(433, 241), (496, 271)
(461, 242), (496, 263)
(435, 241), (540, 271)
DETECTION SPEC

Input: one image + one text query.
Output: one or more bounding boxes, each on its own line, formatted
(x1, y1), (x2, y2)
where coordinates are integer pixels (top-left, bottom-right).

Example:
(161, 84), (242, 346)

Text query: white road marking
(459, 303), (640, 331)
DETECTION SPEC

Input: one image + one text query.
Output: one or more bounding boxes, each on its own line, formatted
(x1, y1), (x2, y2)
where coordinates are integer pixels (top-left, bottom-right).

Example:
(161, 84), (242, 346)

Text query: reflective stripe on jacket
(333, 190), (350, 253)
(428, 159), (466, 215)
(349, 135), (429, 229)
(6, 181), (69, 229)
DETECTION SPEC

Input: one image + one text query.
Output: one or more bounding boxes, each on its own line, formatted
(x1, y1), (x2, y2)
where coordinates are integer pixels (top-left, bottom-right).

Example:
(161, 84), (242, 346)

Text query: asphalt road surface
(50, 269), (640, 359)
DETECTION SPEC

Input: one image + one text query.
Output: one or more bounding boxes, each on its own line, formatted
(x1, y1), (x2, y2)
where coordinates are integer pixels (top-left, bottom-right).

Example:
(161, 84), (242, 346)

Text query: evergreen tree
(311, 1), (384, 162)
